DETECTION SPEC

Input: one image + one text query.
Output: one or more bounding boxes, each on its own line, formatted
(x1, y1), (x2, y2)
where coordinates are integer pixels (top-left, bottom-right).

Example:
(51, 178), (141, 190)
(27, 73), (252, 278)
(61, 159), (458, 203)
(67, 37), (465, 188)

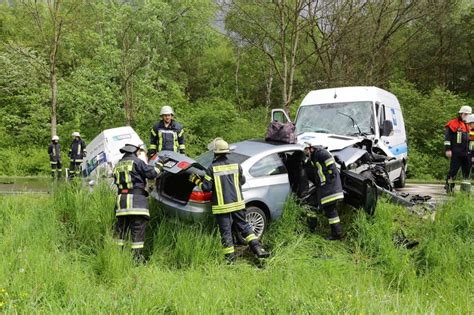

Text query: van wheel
(394, 167), (406, 188)
(233, 206), (268, 244)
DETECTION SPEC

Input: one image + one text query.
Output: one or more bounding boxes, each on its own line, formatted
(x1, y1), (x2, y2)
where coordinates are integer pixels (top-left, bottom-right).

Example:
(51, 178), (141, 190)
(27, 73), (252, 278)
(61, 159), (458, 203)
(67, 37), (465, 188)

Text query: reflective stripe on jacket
(197, 155), (246, 214)
(113, 153), (161, 217)
(69, 139), (86, 161)
(306, 146), (344, 206)
(150, 120), (185, 152)
(48, 142), (61, 162)
(444, 118), (470, 156)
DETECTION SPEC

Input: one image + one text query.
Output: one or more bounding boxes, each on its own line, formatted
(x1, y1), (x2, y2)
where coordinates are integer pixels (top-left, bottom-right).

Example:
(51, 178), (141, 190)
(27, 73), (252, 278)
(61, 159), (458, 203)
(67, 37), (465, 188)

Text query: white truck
(272, 86), (408, 188)
(81, 126), (145, 180)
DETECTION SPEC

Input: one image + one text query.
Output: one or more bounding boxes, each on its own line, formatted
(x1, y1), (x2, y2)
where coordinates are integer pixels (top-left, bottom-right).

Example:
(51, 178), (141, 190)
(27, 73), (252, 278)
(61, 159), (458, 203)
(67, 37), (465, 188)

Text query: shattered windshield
(295, 101), (375, 136)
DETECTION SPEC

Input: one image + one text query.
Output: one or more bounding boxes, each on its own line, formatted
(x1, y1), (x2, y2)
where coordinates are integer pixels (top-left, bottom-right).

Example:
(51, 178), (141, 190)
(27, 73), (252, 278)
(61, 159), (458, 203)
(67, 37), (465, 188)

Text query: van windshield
(295, 101), (375, 136)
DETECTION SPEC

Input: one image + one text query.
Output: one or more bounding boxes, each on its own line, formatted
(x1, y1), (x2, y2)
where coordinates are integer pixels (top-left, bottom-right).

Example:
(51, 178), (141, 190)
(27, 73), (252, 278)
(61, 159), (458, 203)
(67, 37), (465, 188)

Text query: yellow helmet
(208, 137), (229, 154)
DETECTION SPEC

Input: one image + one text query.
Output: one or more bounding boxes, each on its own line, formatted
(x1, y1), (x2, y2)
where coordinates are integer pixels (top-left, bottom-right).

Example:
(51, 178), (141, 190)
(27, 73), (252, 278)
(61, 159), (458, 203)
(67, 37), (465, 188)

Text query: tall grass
(0, 184), (472, 313)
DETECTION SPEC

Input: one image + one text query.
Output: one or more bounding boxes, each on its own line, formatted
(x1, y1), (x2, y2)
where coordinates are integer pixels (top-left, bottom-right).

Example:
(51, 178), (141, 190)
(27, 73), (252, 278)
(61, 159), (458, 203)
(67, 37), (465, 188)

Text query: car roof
(232, 139), (304, 156)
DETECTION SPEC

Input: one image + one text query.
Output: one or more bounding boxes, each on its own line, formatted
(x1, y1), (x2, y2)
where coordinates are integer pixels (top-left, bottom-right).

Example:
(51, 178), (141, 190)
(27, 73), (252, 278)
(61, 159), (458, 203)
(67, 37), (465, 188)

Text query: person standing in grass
(148, 105), (185, 158)
(48, 135), (62, 179)
(188, 138), (270, 263)
(68, 132), (86, 179)
(466, 114), (474, 176)
(444, 106), (472, 194)
(303, 143), (344, 240)
(112, 143), (167, 262)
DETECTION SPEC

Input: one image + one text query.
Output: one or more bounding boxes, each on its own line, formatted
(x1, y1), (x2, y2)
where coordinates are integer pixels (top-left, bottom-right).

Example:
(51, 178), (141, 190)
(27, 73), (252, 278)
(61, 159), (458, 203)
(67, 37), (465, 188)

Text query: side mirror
(381, 120), (394, 137)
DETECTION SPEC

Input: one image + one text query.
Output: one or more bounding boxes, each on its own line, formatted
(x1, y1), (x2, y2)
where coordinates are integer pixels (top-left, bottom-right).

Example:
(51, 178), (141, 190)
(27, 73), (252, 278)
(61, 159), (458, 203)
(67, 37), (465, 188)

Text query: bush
(0, 147), (50, 176)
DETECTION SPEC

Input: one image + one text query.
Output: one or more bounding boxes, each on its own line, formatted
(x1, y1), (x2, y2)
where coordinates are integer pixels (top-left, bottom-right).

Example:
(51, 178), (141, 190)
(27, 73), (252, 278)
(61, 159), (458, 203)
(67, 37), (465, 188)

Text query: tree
(224, 0), (310, 112)
(7, 0), (82, 137)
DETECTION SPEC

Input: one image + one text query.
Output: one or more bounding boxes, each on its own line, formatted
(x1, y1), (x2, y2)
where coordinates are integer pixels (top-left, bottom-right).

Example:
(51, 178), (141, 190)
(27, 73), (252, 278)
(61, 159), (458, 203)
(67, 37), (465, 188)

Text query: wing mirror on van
(381, 120), (394, 137)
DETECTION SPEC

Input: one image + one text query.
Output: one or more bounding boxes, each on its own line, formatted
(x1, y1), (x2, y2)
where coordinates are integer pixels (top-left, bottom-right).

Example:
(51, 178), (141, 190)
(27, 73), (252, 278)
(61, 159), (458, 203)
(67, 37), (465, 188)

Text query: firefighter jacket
(113, 153), (162, 217)
(191, 155), (246, 214)
(48, 142), (61, 163)
(149, 120), (185, 154)
(305, 146), (344, 206)
(444, 118), (470, 157)
(470, 130), (474, 153)
(69, 139), (87, 162)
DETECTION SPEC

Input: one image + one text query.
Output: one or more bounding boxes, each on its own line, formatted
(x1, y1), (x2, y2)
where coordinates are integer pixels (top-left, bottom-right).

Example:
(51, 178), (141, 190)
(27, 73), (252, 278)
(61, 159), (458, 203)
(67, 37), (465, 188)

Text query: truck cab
(272, 86), (408, 187)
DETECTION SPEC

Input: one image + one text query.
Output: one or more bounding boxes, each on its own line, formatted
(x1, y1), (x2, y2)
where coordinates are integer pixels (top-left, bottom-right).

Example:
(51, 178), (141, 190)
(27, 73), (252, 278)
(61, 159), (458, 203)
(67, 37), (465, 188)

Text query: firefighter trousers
(69, 161), (82, 179)
(114, 215), (148, 251)
(446, 155), (471, 193)
(50, 161), (62, 179)
(447, 155), (471, 179)
(216, 210), (258, 255)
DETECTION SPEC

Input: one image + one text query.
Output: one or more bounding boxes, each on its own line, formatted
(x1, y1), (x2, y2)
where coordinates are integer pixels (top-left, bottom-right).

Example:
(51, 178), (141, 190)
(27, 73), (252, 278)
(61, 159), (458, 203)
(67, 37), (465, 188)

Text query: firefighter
(48, 135), (62, 179)
(68, 132), (86, 179)
(466, 114), (474, 175)
(188, 138), (270, 263)
(113, 143), (167, 262)
(444, 106), (472, 194)
(148, 105), (185, 158)
(304, 143), (344, 240)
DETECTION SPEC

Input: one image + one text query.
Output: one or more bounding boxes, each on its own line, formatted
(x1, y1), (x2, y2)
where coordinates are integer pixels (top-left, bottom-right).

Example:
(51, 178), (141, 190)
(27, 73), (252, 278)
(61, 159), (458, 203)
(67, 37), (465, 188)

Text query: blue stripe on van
(388, 143), (408, 155)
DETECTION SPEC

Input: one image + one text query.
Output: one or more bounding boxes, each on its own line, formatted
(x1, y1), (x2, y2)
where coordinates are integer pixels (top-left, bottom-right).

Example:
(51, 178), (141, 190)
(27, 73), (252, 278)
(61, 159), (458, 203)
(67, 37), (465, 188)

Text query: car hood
(297, 132), (361, 152)
(149, 151), (207, 174)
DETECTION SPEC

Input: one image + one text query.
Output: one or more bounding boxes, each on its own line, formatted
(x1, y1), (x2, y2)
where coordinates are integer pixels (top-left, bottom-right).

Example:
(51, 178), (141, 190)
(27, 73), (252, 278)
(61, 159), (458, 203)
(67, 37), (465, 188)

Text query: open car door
(271, 109), (292, 123)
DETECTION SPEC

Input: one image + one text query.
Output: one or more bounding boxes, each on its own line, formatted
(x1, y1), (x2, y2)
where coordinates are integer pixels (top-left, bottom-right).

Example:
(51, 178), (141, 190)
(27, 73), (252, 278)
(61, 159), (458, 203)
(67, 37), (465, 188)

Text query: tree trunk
(49, 2), (62, 137)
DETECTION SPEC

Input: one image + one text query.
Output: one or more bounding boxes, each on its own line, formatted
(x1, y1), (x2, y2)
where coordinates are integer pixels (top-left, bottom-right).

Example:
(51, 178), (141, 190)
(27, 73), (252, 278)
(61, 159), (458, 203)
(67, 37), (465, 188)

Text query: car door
(243, 152), (291, 220)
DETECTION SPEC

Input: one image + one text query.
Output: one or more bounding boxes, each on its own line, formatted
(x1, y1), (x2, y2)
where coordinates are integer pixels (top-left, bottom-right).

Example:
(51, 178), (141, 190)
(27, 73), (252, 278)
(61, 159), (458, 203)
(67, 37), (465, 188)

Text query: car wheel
(394, 166), (406, 188)
(233, 206), (268, 244)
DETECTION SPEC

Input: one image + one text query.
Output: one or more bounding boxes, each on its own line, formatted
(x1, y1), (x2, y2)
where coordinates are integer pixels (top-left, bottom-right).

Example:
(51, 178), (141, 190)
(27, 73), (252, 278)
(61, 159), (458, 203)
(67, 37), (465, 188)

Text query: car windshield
(195, 151), (250, 168)
(295, 101), (375, 136)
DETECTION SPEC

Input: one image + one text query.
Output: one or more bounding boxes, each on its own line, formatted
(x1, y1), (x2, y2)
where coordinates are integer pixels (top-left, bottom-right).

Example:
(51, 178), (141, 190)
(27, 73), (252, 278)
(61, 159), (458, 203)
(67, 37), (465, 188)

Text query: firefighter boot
(460, 179), (471, 194)
(325, 223), (343, 241)
(445, 178), (455, 195)
(249, 240), (270, 258)
(132, 249), (145, 264)
(225, 252), (237, 264)
(306, 211), (318, 232)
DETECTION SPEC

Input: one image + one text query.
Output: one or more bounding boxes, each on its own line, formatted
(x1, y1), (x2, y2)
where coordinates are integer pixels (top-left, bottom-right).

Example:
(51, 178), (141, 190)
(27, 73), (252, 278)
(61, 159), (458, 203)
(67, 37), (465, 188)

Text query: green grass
(0, 184), (473, 313)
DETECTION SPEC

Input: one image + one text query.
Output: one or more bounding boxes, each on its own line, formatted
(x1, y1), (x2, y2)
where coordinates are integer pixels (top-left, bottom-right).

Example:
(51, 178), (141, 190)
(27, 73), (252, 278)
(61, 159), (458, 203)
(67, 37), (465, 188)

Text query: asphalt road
(395, 183), (451, 205)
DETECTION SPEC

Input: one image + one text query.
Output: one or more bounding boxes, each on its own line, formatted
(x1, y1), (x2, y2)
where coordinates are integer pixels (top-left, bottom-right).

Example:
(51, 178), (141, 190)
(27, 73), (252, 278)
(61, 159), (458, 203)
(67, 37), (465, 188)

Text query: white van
(272, 86), (408, 187)
(81, 126), (145, 180)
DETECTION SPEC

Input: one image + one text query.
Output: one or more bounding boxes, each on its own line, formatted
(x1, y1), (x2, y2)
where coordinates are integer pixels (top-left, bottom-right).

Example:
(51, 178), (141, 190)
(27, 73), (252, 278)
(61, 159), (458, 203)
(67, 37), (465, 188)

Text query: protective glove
(189, 173), (202, 185)
(148, 149), (157, 159)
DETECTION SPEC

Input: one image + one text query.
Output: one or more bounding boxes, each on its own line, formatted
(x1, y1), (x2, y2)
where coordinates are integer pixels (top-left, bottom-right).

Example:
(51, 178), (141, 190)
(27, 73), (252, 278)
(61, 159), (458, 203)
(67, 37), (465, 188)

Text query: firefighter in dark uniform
(188, 138), (270, 263)
(466, 114), (474, 176)
(444, 106), (472, 194)
(68, 132), (86, 179)
(113, 143), (166, 261)
(48, 135), (62, 179)
(148, 105), (185, 158)
(304, 143), (344, 240)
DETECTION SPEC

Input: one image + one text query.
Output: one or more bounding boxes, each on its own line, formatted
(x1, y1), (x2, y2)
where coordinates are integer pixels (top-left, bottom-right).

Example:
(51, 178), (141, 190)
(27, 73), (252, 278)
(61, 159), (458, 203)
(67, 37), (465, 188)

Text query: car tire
(233, 206), (268, 244)
(394, 167), (406, 188)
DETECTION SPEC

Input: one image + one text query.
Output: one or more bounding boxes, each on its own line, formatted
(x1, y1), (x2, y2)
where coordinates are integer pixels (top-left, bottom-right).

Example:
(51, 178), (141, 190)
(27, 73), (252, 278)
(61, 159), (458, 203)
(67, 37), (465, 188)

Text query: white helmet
(466, 114), (474, 124)
(458, 106), (472, 114)
(208, 137), (230, 154)
(52, 135), (59, 141)
(160, 105), (174, 116)
(71, 131), (81, 137)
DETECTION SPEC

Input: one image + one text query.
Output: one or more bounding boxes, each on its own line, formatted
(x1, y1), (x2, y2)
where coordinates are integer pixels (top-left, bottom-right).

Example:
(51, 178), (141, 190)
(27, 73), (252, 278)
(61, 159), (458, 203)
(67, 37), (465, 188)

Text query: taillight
(189, 188), (212, 203)
(177, 161), (191, 169)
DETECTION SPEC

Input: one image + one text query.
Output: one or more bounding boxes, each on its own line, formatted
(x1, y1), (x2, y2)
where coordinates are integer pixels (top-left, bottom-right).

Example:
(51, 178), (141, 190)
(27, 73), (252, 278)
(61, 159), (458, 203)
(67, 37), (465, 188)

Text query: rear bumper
(150, 191), (211, 222)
